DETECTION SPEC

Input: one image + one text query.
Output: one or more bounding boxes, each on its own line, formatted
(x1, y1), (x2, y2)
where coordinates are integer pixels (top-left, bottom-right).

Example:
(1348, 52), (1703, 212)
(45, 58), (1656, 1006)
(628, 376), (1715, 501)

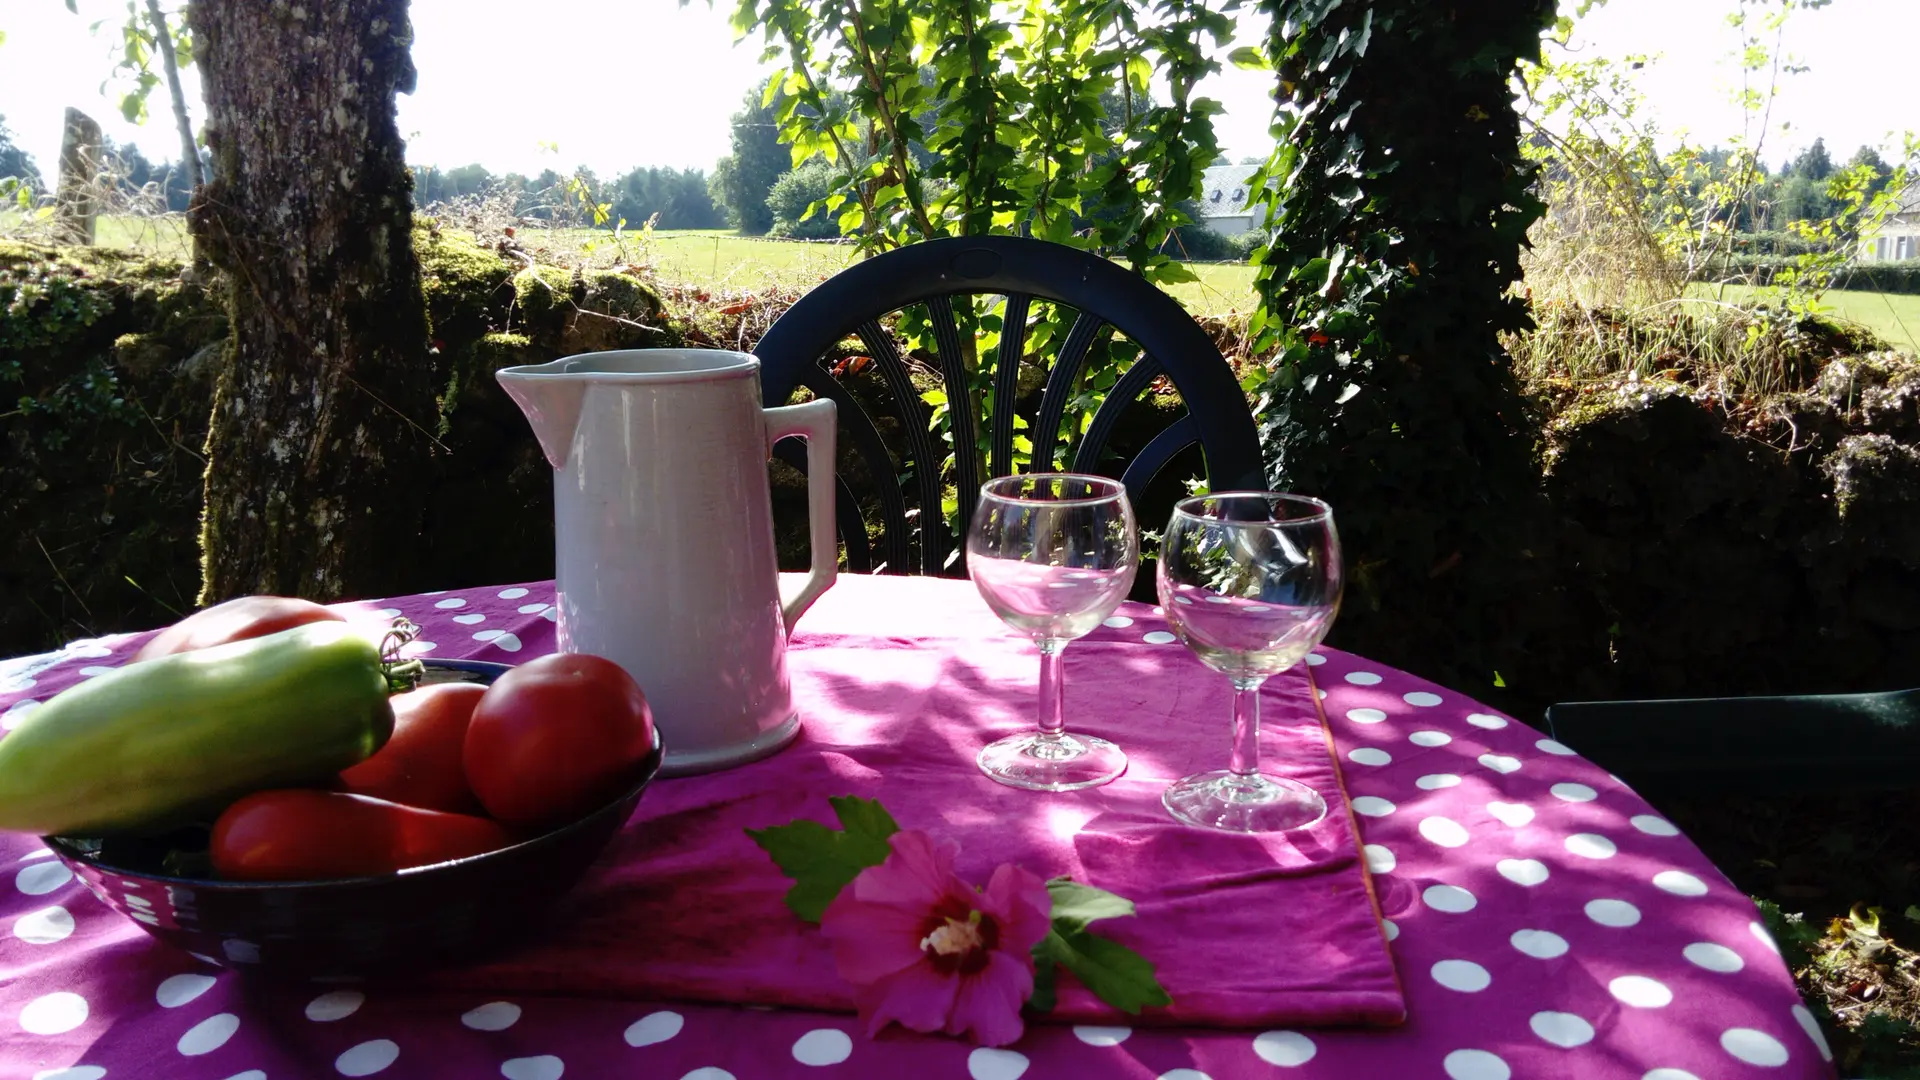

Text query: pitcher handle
(764, 398), (838, 635)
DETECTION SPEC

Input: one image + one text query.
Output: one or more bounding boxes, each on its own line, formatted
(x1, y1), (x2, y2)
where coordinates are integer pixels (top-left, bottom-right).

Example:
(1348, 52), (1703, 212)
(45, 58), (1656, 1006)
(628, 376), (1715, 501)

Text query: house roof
(1197, 164), (1261, 219)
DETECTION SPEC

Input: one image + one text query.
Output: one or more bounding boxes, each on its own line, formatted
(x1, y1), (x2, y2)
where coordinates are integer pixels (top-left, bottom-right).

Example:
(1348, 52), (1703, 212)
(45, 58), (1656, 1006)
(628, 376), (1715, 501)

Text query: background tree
(607, 166), (723, 230)
(0, 114), (43, 188)
(188, 0), (437, 604)
(710, 85), (786, 234)
(765, 158), (838, 238)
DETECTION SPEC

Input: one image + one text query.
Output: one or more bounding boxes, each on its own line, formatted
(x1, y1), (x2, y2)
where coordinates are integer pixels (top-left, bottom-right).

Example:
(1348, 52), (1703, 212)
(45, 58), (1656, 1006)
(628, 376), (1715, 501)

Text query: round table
(0, 576), (1835, 1080)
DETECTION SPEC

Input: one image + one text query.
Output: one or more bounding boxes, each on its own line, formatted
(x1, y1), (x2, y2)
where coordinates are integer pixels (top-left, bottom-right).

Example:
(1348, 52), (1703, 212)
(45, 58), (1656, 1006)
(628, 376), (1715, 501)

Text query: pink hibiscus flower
(820, 829), (1053, 1046)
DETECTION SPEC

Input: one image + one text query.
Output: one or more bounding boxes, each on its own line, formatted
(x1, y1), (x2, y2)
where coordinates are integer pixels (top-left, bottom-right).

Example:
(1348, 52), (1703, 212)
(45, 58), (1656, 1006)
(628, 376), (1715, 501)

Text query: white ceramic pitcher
(496, 350), (837, 776)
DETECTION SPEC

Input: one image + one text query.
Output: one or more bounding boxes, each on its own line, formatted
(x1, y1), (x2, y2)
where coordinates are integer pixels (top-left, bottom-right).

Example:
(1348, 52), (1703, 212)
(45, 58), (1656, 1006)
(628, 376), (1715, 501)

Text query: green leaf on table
(1029, 950), (1059, 1013)
(1046, 877), (1136, 932)
(746, 795), (899, 923)
(1036, 927), (1172, 1015)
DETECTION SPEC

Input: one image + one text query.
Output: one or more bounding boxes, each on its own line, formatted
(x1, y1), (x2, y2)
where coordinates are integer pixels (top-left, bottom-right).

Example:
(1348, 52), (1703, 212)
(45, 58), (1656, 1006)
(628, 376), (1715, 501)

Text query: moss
(511, 265), (574, 321)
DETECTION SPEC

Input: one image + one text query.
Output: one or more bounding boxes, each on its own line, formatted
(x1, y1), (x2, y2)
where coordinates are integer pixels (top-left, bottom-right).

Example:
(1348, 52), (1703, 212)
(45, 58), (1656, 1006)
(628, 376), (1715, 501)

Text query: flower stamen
(921, 909), (986, 957)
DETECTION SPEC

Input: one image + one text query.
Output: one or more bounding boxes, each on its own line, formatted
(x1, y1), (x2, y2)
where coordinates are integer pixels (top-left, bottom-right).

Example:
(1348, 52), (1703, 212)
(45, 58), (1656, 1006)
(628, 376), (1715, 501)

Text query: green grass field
(1686, 282), (1920, 355)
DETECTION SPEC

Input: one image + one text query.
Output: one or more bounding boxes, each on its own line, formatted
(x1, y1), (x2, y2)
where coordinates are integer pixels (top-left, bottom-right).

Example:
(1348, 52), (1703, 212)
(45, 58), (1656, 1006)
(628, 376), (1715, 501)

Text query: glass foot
(1162, 771), (1328, 832)
(977, 732), (1127, 792)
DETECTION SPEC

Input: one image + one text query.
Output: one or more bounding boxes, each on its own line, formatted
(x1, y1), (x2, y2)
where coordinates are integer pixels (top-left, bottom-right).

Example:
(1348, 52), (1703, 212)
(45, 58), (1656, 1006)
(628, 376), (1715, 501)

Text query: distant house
(1197, 164), (1261, 236)
(1860, 181), (1920, 262)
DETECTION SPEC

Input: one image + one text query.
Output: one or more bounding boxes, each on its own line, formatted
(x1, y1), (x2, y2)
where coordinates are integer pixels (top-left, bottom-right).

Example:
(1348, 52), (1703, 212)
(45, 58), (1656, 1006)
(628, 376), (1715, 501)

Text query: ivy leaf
(1227, 46), (1268, 71)
(746, 795), (900, 923)
(1029, 950), (1059, 1013)
(1035, 927), (1172, 1015)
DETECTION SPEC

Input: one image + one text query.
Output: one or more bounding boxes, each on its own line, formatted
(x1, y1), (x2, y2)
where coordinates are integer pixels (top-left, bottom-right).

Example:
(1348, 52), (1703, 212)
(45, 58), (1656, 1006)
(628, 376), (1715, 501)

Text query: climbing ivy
(1244, 0), (1559, 701)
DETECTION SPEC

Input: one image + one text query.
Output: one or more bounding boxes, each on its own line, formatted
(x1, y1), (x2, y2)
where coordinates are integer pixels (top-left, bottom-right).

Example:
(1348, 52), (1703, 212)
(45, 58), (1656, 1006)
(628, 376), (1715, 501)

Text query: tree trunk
(146, 0), (203, 191)
(187, 0), (435, 605)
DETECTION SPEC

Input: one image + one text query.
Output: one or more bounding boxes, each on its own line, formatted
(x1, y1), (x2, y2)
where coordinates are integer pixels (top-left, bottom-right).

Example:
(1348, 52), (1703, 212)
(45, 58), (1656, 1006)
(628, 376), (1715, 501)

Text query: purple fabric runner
(0, 575), (1836, 1080)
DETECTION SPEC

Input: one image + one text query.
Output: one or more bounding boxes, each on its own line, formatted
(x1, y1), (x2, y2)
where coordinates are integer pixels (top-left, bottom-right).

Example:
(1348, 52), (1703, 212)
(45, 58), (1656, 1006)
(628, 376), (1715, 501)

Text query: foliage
(605, 166), (724, 232)
(1708, 256), (1920, 296)
(765, 159), (841, 240)
(731, 0), (1233, 285)
(0, 114), (42, 191)
(710, 85), (788, 235)
(1241, 0), (1557, 701)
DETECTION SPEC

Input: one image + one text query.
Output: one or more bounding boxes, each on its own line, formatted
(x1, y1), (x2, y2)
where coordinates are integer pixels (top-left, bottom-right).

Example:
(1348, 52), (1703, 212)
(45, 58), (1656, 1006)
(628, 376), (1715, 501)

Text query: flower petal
(821, 897), (936, 984)
(856, 960), (958, 1037)
(948, 951), (1033, 1047)
(848, 830), (959, 910)
(980, 863), (1053, 955)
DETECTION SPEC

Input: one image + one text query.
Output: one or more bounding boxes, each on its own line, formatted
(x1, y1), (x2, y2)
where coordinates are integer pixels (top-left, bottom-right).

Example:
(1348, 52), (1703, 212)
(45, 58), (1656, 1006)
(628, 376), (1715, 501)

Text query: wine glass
(967, 473), (1138, 791)
(1157, 493), (1342, 832)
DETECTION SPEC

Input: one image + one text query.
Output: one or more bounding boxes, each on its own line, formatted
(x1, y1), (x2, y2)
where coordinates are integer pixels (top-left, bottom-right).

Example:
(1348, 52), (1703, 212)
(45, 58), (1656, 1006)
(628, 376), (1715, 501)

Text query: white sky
(0, 0), (1913, 182)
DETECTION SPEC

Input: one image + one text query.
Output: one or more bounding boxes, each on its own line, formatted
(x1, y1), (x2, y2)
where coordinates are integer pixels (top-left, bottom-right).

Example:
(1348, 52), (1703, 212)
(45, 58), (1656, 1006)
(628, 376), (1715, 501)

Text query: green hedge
(1701, 255), (1920, 295)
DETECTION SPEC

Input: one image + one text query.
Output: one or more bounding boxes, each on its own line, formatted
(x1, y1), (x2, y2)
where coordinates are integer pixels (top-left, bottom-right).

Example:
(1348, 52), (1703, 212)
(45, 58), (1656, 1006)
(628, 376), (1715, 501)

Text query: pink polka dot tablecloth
(0, 575), (1836, 1080)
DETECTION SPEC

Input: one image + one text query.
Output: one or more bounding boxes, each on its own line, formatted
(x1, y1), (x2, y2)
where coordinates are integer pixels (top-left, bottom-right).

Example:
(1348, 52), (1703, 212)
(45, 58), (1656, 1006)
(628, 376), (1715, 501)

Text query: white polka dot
(1467, 713), (1508, 729)
(1252, 1030), (1316, 1067)
(1486, 802), (1534, 827)
(20, 991), (88, 1035)
(517, 603), (551, 615)
(473, 629), (504, 641)
(1497, 859), (1550, 887)
(501, 1056), (564, 1080)
(1382, 919), (1399, 941)
(1643, 1072), (1701, 1080)
(1792, 1004), (1832, 1061)
(33, 1067), (106, 1080)
(1442, 1048), (1510, 1080)
(498, 588), (530, 599)
(1348, 748), (1392, 766)
(1347, 708), (1387, 725)
(1409, 730), (1451, 746)
(1305, 652), (1325, 666)
(1419, 816), (1469, 847)
(18, 848), (53, 860)
(539, 608), (556, 622)
(1352, 796), (1396, 817)
(1551, 782), (1597, 802)
(1530, 1010), (1595, 1048)
(77, 667), (115, 677)
(793, 1028), (854, 1064)
(1750, 921), (1781, 954)
(485, 633), (524, 652)
(1155, 1072), (1211, 1080)
(1586, 898), (1642, 927)
(400, 640), (438, 655)
(1512, 929), (1569, 958)
(1720, 1027), (1789, 1066)
(1072, 1025), (1131, 1047)
(1364, 844), (1396, 873)
(1403, 691), (1442, 707)
(1424, 884), (1477, 913)
(453, 613), (486, 625)
(1142, 631), (1177, 645)
(1431, 960), (1491, 992)
(178, 1013), (239, 1056)
(1345, 671), (1382, 685)
(122, 895), (152, 910)
(968, 1048), (1030, 1080)
(463, 1002), (522, 1031)
(624, 1011), (684, 1047)
(1415, 773), (1460, 790)
(4, 699), (41, 730)
(13, 905), (74, 944)
(17, 861), (73, 895)
(374, 608), (403, 618)
(1652, 870), (1708, 896)
(1565, 833), (1616, 859)
(1536, 739), (1576, 755)
(1631, 814), (1680, 836)
(1478, 753), (1520, 774)
(335, 1039), (400, 1076)
(1608, 975), (1672, 1008)
(679, 1070), (735, 1080)
(306, 990), (364, 1021)
(434, 598), (468, 609)
(128, 911), (160, 926)
(1316, 689), (1325, 700)
(1684, 943), (1744, 972)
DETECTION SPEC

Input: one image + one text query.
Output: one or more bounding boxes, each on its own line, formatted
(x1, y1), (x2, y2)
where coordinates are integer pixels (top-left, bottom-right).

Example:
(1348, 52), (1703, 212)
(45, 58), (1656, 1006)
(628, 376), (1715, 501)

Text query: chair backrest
(755, 235), (1264, 575)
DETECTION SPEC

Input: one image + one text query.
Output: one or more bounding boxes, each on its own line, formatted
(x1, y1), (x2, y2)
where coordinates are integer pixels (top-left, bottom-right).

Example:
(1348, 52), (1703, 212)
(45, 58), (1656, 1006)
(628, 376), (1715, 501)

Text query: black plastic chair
(755, 235), (1264, 575)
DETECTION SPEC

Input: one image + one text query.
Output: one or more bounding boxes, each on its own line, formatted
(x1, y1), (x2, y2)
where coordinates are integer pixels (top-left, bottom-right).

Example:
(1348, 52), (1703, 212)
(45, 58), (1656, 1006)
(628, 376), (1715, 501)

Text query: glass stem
(1036, 638), (1067, 739)
(1228, 675), (1267, 777)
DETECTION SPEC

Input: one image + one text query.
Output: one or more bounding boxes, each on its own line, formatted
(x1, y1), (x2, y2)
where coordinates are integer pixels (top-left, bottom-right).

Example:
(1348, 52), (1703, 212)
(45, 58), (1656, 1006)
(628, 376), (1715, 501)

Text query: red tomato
(210, 789), (514, 881)
(463, 653), (656, 827)
(134, 596), (344, 662)
(338, 683), (486, 813)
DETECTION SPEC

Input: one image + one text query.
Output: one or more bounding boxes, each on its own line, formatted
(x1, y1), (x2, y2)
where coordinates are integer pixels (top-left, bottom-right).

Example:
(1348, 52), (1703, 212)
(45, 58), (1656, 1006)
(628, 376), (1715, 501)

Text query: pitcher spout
(496, 362), (587, 470)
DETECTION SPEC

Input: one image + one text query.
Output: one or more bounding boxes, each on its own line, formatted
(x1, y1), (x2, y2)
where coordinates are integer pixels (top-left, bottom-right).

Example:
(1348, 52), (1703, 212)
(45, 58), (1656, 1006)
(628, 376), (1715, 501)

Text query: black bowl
(43, 659), (662, 978)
